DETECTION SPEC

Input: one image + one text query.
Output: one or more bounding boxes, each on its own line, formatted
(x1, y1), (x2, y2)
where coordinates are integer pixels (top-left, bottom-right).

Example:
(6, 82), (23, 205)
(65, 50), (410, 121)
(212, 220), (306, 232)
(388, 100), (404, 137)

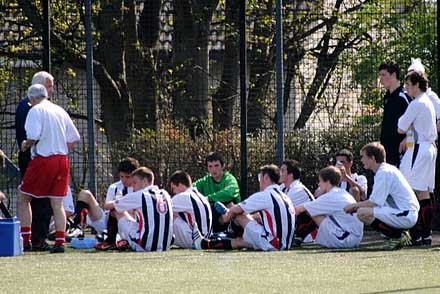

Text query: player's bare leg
(349, 186), (361, 202)
(310, 215), (326, 226)
(77, 190), (103, 222)
(50, 197), (66, 253)
(17, 191), (33, 250)
(356, 207), (374, 225)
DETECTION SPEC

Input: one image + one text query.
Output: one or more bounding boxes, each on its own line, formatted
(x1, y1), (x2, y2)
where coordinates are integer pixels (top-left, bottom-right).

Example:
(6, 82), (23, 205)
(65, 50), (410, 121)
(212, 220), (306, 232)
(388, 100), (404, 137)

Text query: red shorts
(20, 155), (69, 198)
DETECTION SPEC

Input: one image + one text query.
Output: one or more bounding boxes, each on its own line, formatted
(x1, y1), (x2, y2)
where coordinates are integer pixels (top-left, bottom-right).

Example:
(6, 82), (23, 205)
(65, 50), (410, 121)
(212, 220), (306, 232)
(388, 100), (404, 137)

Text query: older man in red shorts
(18, 84), (80, 253)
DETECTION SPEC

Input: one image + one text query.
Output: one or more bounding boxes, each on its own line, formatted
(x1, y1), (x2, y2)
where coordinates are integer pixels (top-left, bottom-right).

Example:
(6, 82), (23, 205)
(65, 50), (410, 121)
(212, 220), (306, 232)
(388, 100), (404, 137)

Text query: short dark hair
(379, 61), (400, 79)
(205, 151), (225, 166)
(281, 159), (301, 180)
(335, 149), (353, 162)
(260, 164), (280, 184)
(404, 70), (428, 92)
(361, 142), (386, 163)
(118, 157), (140, 174)
(169, 170), (192, 187)
(132, 167), (154, 184)
(319, 166), (341, 186)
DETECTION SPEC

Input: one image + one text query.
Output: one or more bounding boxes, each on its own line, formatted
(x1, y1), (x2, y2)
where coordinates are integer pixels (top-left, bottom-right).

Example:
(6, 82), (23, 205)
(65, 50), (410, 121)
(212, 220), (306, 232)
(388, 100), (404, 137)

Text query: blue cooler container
(0, 217), (23, 256)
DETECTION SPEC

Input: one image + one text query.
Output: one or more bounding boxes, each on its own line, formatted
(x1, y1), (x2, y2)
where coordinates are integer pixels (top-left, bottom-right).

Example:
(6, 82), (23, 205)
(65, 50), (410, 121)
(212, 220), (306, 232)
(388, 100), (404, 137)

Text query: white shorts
(315, 217), (362, 248)
(63, 189), (75, 214)
(243, 220), (276, 251)
(86, 209), (108, 234)
(118, 216), (144, 252)
(400, 143), (437, 192)
(373, 206), (418, 229)
(173, 218), (193, 249)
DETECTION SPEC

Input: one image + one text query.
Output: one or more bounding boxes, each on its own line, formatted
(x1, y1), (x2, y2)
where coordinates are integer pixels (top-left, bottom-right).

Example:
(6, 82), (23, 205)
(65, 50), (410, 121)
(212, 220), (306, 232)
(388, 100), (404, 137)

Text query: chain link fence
(0, 0), (438, 216)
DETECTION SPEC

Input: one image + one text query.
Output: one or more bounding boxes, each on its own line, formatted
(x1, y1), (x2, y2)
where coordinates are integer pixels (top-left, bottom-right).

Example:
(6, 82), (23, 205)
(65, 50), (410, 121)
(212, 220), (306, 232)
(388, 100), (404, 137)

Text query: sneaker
(191, 223), (203, 250)
(67, 227), (84, 239)
(214, 202), (228, 216)
(23, 243), (32, 252)
(422, 236), (432, 246)
(385, 231), (411, 250)
(32, 241), (51, 252)
(50, 244), (65, 254)
(115, 240), (132, 251)
(95, 241), (115, 251)
(291, 237), (303, 248)
(409, 237), (422, 247)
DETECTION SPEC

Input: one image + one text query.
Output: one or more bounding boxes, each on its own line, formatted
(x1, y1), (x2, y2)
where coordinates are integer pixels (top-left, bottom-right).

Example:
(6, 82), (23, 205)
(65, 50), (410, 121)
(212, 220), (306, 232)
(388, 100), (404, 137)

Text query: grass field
(1, 232), (439, 294)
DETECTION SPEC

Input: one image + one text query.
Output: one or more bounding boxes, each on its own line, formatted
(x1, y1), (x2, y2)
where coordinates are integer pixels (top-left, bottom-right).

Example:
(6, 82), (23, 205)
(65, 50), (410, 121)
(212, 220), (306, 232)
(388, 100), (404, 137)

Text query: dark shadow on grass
(361, 285), (440, 293)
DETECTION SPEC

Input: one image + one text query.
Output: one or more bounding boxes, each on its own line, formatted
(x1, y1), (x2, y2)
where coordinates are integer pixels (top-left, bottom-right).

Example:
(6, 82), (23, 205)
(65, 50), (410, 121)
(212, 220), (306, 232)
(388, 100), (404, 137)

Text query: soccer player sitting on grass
(295, 166), (364, 249)
(278, 160), (316, 246)
(194, 152), (240, 233)
(70, 157), (140, 250)
(103, 167), (173, 252)
(335, 149), (368, 202)
(192, 164), (295, 251)
(344, 142), (419, 250)
(169, 170), (212, 249)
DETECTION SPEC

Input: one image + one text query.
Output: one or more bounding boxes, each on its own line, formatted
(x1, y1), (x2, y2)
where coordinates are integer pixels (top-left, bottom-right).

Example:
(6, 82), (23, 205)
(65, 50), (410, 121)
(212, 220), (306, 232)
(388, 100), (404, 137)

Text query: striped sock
(20, 226), (31, 246)
(55, 231), (65, 246)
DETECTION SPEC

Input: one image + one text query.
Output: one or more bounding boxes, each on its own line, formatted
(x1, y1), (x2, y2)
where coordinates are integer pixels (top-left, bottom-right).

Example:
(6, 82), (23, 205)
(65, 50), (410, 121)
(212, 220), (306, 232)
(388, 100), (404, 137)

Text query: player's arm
(103, 201), (115, 210)
(0, 191), (6, 202)
(223, 204), (244, 223)
(344, 173), (366, 198)
(294, 204), (306, 215)
(21, 139), (37, 152)
(344, 200), (376, 213)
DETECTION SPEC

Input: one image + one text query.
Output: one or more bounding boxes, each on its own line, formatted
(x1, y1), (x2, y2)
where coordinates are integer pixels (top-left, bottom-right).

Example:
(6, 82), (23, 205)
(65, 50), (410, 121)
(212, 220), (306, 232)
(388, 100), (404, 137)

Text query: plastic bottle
(406, 130), (414, 149)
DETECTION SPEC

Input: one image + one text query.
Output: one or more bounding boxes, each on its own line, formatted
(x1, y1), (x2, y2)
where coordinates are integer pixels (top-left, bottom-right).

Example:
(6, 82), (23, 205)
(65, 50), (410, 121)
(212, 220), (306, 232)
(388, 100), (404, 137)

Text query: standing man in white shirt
(344, 142), (419, 250)
(397, 70), (437, 246)
(18, 84), (80, 253)
(295, 166), (364, 249)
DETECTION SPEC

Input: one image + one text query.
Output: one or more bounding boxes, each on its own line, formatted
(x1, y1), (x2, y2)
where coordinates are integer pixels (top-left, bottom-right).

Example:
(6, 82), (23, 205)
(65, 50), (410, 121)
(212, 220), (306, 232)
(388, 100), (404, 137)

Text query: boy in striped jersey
(71, 157), (140, 250)
(279, 160), (316, 246)
(169, 170), (212, 248)
(192, 164), (295, 251)
(295, 166), (364, 248)
(104, 167), (173, 252)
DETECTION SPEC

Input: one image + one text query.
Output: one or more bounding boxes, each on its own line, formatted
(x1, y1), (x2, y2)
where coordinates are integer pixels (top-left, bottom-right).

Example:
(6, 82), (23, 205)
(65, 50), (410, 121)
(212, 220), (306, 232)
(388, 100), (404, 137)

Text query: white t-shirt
(239, 184), (295, 250)
(426, 88), (440, 120)
(105, 180), (134, 203)
(25, 99), (80, 157)
(398, 92), (437, 143)
(280, 180), (314, 206)
(339, 173), (368, 193)
(303, 187), (363, 236)
(369, 163), (419, 211)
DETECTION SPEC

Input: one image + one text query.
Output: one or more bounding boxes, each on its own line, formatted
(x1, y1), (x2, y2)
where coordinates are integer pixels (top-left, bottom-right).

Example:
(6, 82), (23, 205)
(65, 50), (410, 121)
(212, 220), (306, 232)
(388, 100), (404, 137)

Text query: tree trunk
(212, 0), (239, 130)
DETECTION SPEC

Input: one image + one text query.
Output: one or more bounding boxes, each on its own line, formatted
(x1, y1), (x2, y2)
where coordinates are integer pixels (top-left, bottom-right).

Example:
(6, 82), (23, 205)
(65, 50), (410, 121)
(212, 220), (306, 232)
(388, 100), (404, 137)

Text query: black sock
(106, 215), (118, 243)
(419, 198), (434, 238)
(73, 201), (89, 227)
(202, 238), (233, 250)
(295, 212), (317, 240)
(370, 218), (403, 239)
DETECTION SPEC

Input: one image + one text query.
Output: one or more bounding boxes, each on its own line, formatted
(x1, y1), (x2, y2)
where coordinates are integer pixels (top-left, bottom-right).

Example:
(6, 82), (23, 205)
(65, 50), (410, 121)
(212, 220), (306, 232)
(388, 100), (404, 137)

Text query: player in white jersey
(192, 164), (295, 251)
(104, 167), (173, 252)
(295, 166), (363, 249)
(345, 142), (419, 250)
(279, 160), (316, 246)
(70, 157), (139, 250)
(169, 170), (212, 248)
(397, 71), (437, 245)
(335, 149), (367, 202)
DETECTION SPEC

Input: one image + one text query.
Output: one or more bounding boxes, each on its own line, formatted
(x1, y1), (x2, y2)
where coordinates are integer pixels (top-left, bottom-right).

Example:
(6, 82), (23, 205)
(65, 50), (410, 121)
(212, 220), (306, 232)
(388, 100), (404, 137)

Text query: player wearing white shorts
(104, 167), (173, 252)
(192, 164), (295, 251)
(295, 166), (363, 249)
(279, 159), (315, 246)
(345, 142), (419, 250)
(70, 157), (139, 250)
(169, 170), (212, 248)
(397, 70), (437, 245)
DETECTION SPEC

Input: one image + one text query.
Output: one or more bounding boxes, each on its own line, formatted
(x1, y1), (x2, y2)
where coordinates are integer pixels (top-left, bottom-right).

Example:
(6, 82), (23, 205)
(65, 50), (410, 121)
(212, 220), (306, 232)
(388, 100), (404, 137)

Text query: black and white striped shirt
(114, 185), (173, 251)
(172, 187), (212, 237)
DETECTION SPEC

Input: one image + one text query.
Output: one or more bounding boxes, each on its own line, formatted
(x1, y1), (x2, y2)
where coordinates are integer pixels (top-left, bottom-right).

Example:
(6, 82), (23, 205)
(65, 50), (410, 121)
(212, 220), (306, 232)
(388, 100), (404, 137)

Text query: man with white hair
(18, 84), (80, 253)
(15, 71), (55, 251)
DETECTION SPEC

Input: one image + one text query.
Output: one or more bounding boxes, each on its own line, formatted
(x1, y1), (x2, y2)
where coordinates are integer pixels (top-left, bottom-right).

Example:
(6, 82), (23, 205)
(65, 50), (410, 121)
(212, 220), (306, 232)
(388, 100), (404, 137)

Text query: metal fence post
(240, 0), (248, 198)
(276, 0), (284, 165)
(42, 0), (51, 72)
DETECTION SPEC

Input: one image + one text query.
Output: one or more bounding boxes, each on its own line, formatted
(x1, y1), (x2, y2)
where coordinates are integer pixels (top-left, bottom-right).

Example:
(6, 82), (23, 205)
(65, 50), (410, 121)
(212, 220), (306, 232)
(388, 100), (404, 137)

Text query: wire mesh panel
(0, 0), (438, 214)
